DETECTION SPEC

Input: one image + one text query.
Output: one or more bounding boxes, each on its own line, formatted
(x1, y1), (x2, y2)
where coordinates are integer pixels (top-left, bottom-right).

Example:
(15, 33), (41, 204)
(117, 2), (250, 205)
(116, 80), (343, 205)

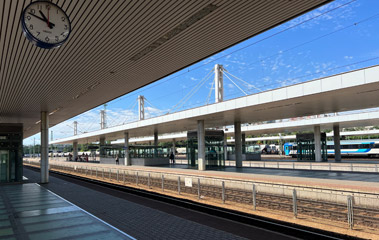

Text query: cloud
(279, 1), (356, 30)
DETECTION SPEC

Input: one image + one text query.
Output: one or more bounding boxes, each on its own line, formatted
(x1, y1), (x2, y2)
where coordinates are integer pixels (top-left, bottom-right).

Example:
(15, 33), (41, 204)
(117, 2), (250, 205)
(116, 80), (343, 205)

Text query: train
(284, 139), (379, 158)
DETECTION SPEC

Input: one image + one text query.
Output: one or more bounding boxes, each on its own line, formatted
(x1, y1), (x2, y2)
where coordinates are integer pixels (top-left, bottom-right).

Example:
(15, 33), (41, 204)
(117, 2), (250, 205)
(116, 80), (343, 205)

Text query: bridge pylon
(214, 64), (224, 103)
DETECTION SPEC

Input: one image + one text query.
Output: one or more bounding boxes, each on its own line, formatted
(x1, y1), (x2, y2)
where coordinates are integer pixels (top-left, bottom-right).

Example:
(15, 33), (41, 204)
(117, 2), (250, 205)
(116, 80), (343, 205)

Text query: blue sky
(24, 0), (379, 145)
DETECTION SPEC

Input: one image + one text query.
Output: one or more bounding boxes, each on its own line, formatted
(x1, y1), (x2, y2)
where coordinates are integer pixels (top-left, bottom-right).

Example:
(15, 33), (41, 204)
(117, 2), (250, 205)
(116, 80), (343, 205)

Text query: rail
(24, 159), (379, 231)
(32, 158), (379, 173)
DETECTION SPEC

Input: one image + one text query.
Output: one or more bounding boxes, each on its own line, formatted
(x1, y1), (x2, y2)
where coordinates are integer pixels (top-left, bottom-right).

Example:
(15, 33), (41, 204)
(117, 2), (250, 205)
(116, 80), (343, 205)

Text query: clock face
(21, 1), (71, 49)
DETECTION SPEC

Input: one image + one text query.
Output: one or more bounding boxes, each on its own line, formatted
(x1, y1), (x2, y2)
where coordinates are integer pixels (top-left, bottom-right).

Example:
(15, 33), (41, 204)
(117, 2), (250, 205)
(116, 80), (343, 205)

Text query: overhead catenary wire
(223, 70), (262, 92)
(144, 97), (163, 118)
(66, 124), (85, 134)
(121, 100), (138, 125)
(174, 71), (214, 112)
(206, 80), (215, 105)
(130, 10), (379, 106)
(223, 72), (248, 96)
(168, 69), (214, 113)
(105, 0), (356, 105)
(62, 0), (370, 136)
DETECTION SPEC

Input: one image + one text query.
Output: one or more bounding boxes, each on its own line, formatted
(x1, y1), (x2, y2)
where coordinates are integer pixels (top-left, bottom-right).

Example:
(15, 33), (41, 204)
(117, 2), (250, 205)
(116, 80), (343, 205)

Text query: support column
(172, 138), (176, 155)
(234, 121), (243, 168)
(197, 120), (206, 171)
(73, 121), (78, 135)
(223, 133), (228, 162)
(73, 141), (78, 161)
(124, 132), (130, 165)
(242, 133), (246, 154)
(314, 125), (322, 162)
(154, 131), (158, 157)
(100, 110), (106, 129)
(333, 124), (341, 162)
(214, 64), (224, 103)
(100, 137), (105, 157)
(40, 111), (49, 183)
(138, 95), (145, 120)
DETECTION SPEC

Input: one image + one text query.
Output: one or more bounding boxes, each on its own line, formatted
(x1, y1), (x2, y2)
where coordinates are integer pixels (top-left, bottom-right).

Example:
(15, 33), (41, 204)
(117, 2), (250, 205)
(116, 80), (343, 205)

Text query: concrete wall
(100, 157), (125, 165)
(131, 157), (169, 166)
(228, 153), (261, 161)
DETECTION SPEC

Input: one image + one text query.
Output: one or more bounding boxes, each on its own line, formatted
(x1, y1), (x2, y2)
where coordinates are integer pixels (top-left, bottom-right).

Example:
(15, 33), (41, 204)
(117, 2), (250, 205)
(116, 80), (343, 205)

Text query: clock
(21, 1), (71, 49)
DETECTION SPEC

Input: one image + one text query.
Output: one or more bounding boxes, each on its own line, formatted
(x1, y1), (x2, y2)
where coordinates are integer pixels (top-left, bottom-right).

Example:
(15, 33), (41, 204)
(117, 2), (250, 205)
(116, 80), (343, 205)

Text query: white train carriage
(284, 139), (379, 158)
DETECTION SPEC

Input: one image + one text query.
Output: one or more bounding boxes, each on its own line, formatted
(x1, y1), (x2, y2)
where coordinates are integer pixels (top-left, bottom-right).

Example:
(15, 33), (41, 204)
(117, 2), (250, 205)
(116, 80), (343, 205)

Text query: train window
(375, 144), (379, 148)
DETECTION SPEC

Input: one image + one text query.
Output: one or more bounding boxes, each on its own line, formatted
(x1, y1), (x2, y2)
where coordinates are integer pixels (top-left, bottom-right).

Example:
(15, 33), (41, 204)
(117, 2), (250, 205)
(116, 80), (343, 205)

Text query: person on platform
(115, 155), (119, 165)
(169, 152), (175, 164)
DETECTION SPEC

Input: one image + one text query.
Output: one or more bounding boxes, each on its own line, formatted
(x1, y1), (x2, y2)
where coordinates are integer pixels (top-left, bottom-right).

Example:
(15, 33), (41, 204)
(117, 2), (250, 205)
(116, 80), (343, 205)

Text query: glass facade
(0, 124), (23, 182)
(187, 130), (224, 168)
(296, 133), (327, 161)
(100, 145), (171, 159)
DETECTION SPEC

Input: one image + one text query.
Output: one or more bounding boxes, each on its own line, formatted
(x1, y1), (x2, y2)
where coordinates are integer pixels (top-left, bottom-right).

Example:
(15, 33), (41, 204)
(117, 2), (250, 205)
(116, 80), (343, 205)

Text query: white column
(73, 141), (78, 161)
(234, 121), (242, 168)
(333, 124), (341, 162)
(138, 95), (145, 120)
(214, 64), (224, 103)
(73, 121), (78, 135)
(223, 133), (228, 162)
(197, 120), (206, 171)
(40, 111), (49, 183)
(100, 110), (106, 129)
(124, 132), (130, 165)
(314, 125), (322, 162)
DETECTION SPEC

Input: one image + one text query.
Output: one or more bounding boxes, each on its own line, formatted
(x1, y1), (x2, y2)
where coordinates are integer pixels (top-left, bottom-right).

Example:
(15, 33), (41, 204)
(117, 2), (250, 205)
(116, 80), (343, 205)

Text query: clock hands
(39, 10), (54, 29)
(27, 12), (55, 29)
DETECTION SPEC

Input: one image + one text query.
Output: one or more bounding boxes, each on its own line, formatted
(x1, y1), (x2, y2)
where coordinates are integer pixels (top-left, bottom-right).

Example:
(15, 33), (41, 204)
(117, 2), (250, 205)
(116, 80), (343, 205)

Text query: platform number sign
(185, 177), (193, 187)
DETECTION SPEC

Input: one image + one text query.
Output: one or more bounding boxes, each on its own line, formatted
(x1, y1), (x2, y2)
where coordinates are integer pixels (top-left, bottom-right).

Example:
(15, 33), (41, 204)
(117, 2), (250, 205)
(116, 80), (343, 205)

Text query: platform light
(49, 107), (61, 116)
(35, 120), (41, 124)
(72, 82), (101, 100)
(129, 4), (218, 61)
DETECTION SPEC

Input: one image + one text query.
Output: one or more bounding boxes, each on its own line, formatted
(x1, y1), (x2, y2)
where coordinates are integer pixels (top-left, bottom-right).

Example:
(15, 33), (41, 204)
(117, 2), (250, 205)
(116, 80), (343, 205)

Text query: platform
(21, 168), (281, 240)
(35, 159), (379, 193)
(22, 160), (379, 239)
(0, 183), (133, 240)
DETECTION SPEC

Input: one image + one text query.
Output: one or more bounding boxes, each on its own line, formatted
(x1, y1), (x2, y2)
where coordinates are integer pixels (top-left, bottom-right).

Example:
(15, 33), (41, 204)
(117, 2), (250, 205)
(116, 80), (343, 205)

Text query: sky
(24, 0), (379, 145)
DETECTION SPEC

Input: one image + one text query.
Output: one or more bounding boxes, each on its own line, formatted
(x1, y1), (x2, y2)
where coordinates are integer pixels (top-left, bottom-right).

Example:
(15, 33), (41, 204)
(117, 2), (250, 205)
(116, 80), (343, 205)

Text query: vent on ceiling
(130, 4), (219, 61)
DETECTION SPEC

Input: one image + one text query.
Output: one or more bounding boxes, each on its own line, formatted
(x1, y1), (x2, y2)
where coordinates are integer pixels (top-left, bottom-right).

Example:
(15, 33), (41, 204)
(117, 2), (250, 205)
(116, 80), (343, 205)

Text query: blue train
(284, 140), (379, 158)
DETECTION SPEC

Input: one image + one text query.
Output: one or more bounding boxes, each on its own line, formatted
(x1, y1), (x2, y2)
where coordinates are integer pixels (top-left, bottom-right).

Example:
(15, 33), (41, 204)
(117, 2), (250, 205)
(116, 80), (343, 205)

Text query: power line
(103, 0), (356, 104)
(223, 72), (247, 96)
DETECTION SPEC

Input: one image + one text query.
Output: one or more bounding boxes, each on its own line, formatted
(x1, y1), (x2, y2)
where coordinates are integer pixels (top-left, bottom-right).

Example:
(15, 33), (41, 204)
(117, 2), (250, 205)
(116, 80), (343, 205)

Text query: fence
(228, 161), (379, 173)
(24, 159), (379, 230)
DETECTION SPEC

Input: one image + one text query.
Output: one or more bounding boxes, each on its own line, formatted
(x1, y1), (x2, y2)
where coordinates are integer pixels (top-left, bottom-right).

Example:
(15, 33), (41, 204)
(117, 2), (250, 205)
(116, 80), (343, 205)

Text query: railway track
(25, 163), (369, 239)
(42, 162), (379, 230)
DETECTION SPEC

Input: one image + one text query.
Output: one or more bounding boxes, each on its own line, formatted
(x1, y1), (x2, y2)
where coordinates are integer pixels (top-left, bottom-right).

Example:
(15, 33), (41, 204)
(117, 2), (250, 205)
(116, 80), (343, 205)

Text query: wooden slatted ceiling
(0, 0), (331, 138)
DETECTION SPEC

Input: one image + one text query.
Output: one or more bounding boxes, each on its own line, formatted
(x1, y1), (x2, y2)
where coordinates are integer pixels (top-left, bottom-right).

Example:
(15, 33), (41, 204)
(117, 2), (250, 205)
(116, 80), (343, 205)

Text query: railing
(24, 159), (379, 231)
(224, 160), (379, 173)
